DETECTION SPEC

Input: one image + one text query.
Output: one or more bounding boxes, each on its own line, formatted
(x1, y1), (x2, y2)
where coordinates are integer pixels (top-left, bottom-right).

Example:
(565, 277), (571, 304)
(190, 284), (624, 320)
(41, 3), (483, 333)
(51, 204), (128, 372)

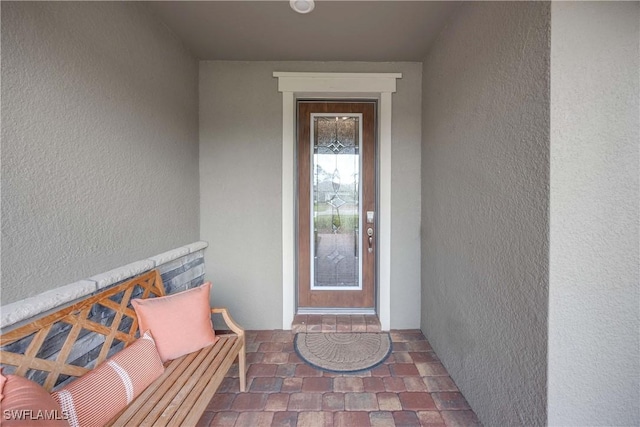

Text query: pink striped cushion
(51, 331), (164, 427)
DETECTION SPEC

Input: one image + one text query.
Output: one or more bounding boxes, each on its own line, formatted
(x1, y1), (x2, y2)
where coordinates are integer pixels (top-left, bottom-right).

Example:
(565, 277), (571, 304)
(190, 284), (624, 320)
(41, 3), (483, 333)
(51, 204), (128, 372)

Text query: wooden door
(297, 101), (376, 310)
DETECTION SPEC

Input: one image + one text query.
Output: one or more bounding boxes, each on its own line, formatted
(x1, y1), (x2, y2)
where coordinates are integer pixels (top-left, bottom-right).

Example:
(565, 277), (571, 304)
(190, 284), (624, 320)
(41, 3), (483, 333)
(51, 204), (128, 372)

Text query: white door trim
(274, 72), (401, 331)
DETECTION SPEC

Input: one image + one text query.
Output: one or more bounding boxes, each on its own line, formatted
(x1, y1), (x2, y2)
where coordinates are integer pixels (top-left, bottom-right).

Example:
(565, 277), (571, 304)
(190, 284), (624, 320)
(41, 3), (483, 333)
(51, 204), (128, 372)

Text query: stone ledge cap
(1, 280), (97, 328)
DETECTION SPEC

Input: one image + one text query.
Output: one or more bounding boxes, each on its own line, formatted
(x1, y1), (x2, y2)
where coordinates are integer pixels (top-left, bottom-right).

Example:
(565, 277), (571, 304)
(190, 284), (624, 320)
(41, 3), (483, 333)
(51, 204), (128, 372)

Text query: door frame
(274, 72), (402, 331)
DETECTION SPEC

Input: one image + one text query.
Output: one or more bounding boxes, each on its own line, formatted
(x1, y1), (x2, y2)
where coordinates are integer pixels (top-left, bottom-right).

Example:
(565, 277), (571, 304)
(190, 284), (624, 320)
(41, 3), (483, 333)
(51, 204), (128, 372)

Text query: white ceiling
(146, 1), (460, 61)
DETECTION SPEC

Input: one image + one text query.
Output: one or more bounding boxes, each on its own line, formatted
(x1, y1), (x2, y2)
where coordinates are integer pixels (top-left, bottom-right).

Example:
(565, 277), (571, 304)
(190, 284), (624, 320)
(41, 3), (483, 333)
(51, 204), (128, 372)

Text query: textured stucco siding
(548, 2), (640, 425)
(1, 2), (200, 304)
(421, 3), (550, 426)
(199, 61), (422, 330)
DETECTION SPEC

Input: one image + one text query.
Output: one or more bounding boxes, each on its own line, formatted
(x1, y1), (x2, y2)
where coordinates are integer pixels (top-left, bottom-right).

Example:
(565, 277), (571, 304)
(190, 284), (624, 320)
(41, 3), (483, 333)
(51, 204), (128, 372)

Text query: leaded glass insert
(312, 116), (361, 288)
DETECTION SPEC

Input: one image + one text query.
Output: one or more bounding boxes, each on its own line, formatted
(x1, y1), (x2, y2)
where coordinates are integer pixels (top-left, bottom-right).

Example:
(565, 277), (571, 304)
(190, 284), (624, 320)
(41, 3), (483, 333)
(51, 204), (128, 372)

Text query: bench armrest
(211, 307), (247, 392)
(211, 307), (244, 337)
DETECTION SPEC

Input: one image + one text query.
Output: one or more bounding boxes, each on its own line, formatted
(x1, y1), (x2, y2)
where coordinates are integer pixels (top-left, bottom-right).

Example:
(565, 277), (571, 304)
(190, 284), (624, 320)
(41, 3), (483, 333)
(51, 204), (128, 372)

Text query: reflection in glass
(312, 116), (360, 288)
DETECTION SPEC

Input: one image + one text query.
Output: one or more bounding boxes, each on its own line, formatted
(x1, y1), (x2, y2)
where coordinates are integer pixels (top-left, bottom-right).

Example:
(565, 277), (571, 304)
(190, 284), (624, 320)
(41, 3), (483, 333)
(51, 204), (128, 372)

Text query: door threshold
(292, 314), (381, 333)
(297, 308), (376, 315)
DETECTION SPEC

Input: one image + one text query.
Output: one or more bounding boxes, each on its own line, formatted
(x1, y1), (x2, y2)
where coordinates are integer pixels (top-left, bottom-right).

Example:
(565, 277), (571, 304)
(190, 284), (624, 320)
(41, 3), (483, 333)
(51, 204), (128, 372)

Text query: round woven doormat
(294, 332), (392, 373)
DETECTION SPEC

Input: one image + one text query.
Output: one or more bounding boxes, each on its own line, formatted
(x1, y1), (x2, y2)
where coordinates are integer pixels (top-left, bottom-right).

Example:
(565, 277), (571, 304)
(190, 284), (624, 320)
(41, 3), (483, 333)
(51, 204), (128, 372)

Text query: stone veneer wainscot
(0, 242), (209, 387)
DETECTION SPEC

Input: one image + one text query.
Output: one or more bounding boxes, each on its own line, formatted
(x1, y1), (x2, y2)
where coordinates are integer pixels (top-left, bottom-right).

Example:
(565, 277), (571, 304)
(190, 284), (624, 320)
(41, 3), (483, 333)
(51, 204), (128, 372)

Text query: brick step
(292, 315), (381, 333)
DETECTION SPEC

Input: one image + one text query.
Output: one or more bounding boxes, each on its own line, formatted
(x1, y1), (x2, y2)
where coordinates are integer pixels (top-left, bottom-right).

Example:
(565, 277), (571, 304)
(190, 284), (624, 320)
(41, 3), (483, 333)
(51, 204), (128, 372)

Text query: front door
(297, 101), (376, 310)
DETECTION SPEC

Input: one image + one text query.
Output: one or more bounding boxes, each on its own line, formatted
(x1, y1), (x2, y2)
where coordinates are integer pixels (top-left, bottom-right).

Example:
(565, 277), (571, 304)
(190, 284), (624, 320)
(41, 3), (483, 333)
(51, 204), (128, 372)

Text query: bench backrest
(0, 270), (166, 391)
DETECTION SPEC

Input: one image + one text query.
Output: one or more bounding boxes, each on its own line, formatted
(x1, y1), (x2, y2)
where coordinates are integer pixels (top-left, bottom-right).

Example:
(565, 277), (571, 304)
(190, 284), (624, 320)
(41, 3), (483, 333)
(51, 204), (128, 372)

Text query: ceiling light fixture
(290, 0), (315, 14)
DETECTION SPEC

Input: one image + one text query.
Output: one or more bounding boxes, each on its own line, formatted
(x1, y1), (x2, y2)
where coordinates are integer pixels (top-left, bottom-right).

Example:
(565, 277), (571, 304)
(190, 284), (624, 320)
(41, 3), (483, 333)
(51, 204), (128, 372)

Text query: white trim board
(274, 72), (401, 331)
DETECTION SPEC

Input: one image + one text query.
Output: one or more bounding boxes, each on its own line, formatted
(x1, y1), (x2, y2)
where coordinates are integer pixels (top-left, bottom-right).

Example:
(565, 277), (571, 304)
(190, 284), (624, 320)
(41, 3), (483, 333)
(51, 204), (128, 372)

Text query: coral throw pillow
(0, 373), (69, 426)
(0, 369), (6, 401)
(51, 331), (164, 427)
(131, 282), (218, 362)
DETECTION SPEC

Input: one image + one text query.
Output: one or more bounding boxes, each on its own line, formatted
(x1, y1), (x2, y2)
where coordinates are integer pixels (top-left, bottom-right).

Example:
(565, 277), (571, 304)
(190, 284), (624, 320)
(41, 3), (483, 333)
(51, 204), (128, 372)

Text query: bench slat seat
(110, 333), (243, 426)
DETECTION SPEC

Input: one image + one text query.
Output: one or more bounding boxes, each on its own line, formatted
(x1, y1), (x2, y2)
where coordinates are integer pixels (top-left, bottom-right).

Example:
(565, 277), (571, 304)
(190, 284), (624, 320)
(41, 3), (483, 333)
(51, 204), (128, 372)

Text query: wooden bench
(0, 269), (246, 426)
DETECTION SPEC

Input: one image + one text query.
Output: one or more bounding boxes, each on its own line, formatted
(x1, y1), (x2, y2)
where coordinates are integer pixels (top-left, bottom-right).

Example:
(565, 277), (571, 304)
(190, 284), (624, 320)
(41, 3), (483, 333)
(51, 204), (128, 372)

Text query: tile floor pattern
(197, 329), (481, 427)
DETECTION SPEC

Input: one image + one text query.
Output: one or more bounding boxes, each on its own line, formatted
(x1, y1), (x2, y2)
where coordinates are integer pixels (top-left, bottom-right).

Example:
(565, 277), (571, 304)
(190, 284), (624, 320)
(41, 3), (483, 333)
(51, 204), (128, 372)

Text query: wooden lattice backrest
(0, 269), (166, 391)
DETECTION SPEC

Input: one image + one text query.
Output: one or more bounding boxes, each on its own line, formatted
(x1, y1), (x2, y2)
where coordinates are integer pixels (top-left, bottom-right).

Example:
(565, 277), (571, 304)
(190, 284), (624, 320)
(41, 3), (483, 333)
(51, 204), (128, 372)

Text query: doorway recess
(274, 72), (401, 331)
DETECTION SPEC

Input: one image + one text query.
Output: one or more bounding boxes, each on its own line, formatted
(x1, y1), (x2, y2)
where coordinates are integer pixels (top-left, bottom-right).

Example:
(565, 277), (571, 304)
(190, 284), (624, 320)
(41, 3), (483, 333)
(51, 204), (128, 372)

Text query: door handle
(367, 228), (374, 253)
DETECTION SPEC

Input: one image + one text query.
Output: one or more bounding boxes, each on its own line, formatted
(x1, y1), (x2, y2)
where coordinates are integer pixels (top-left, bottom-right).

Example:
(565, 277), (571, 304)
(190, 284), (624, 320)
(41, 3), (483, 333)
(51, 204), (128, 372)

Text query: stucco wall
(1, 2), (200, 305)
(421, 3), (550, 426)
(200, 61), (421, 330)
(548, 2), (640, 425)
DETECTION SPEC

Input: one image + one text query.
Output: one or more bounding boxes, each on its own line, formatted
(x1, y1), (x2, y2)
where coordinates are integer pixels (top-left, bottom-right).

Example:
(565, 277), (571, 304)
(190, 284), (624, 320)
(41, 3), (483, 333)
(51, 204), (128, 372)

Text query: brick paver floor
(197, 330), (481, 427)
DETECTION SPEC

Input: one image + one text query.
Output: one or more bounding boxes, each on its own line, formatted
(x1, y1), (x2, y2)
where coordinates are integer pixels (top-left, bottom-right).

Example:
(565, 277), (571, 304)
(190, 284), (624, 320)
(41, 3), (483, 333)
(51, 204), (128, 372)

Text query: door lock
(367, 211), (375, 223)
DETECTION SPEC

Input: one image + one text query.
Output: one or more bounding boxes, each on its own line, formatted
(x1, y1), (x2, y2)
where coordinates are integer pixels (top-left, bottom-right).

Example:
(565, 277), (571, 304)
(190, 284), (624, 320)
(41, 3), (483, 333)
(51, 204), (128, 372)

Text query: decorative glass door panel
(297, 102), (376, 310)
(311, 115), (362, 289)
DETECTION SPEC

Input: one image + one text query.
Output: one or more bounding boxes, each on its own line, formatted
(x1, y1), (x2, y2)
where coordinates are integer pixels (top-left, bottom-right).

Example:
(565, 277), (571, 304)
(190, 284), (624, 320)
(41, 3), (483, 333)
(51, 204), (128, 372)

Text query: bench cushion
(132, 282), (218, 362)
(0, 370), (6, 400)
(0, 374), (68, 427)
(52, 332), (164, 427)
